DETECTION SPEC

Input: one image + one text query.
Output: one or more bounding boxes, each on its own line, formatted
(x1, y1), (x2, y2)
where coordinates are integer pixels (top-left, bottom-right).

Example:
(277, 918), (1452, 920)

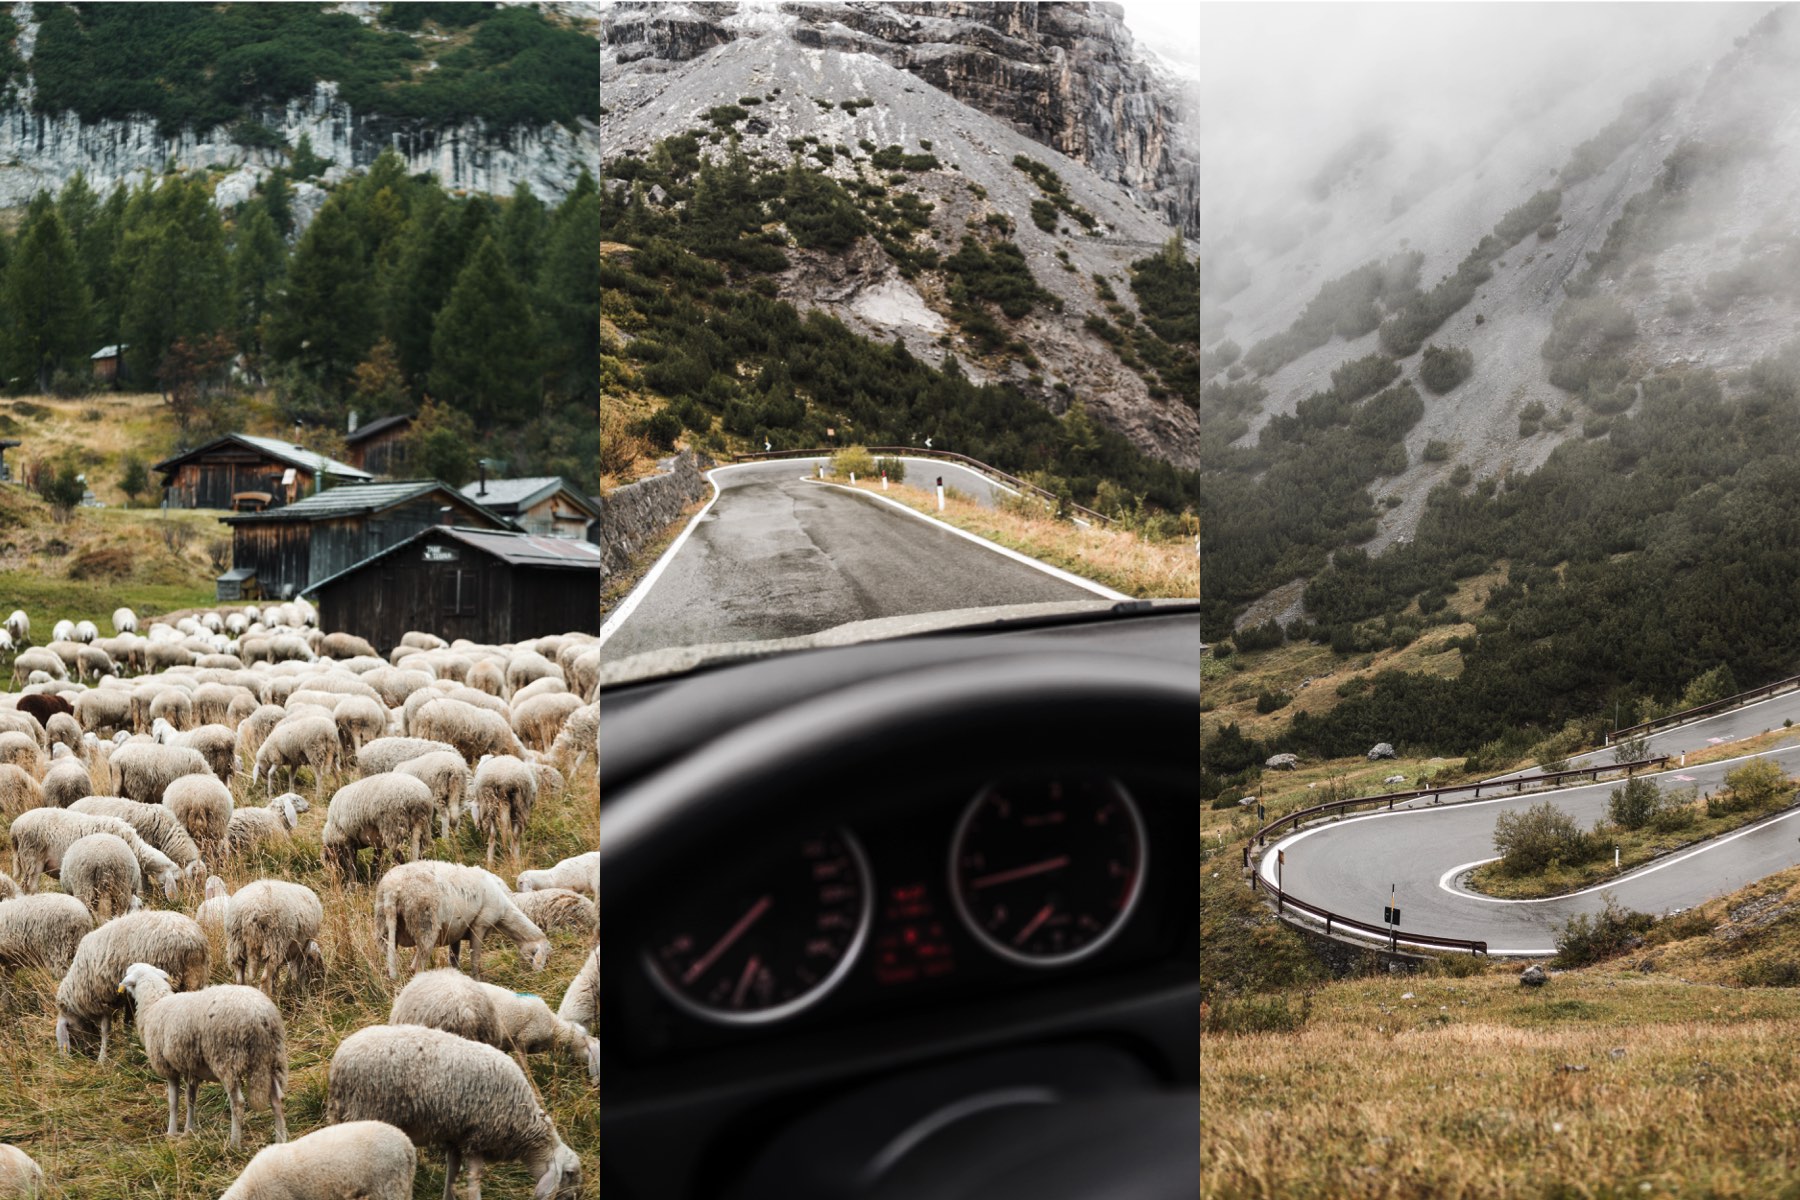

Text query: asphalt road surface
(1264, 739), (1800, 956)
(601, 464), (1104, 660)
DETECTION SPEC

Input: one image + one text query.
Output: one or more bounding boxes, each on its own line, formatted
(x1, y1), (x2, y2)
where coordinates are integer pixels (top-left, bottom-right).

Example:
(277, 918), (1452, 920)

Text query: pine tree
(537, 188), (598, 402)
(428, 236), (537, 425)
(499, 180), (546, 283)
(263, 167), (294, 237)
(3, 209), (90, 392)
(119, 178), (230, 390)
(269, 194), (373, 399)
(291, 132), (328, 180)
(231, 200), (287, 361)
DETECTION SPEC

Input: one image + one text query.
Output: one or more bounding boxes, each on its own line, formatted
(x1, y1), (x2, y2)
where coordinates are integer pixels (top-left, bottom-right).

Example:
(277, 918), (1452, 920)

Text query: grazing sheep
(72, 620), (96, 644)
(162, 772), (234, 862)
(55, 910), (209, 1060)
(11, 808), (182, 898)
(322, 775), (434, 879)
(253, 716), (340, 799)
(74, 644), (112, 681)
(358, 736), (460, 776)
(510, 692), (582, 753)
(69, 796), (205, 880)
(4, 610), (26, 644)
(0, 872), (19, 900)
(375, 860), (550, 980)
(509, 676), (567, 706)
(319, 631), (378, 660)
(0, 893), (93, 973)
(395, 750), (471, 840)
(15, 691), (74, 731)
(61, 833), (142, 921)
(511, 889), (597, 938)
(75, 688), (132, 736)
(0, 731), (43, 778)
(412, 699), (524, 765)
(503, 652), (561, 697)
(516, 852), (597, 900)
(225, 879), (324, 998)
(528, 761), (565, 798)
(147, 690), (193, 732)
(464, 658), (505, 696)
(326, 1024), (583, 1200)
(143, 640), (195, 673)
(195, 875), (231, 934)
(0, 764), (43, 816)
(220, 1119), (417, 1200)
(50, 621), (73, 645)
(0, 1143), (43, 1196)
(111, 742), (210, 804)
(332, 694), (387, 757)
(401, 631), (448, 651)
(235, 704), (287, 764)
(43, 711), (79, 752)
(361, 667), (437, 709)
(558, 949), (597, 1034)
(11, 648), (64, 685)
(117, 962), (289, 1150)
(392, 971), (597, 1084)
(112, 607), (138, 635)
(226, 793), (304, 857)
(471, 755), (537, 867)
(171, 722), (237, 782)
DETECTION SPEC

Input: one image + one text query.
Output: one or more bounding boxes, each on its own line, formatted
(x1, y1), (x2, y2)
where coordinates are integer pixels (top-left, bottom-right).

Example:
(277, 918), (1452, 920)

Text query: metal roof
(458, 476), (602, 519)
(221, 480), (510, 527)
(344, 413), (414, 444)
(302, 525), (599, 595)
(153, 433), (373, 480)
(90, 343), (127, 359)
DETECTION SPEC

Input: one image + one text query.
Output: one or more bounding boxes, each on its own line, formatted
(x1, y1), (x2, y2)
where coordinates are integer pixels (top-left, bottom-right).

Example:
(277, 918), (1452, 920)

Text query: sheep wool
(375, 860), (550, 980)
(326, 1024), (583, 1200)
(195, 875), (231, 934)
(558, 949), (598, 1034)
(68, 796), (205, 878)
(0, 764), (42, 817)
(357, 735), (460, 776)
(511, 889), (597, 938)
(322, 774), (434, 879)
(61, 833), (142, 921)
(412, 699), (524, 766)
(10, 808), (180, 898)
(393, 750), (470, 840)
(220, 1119), (416, 1200)
(253, 716), (339, 797)
(225, 879), (324, 997)
(0, 1143), (43, 1197)
(388, 968), (505, 1047)
(40, 758), (91, 808)
(110, 742), (210, 805)
(118, 963), (288, 1150)
(225, 794), (301, 858)
(471, 755), (538, 868)
(0, 893), (93, 973)
(56, 910), (209, 1061)
(162, 772), (234, 861)
(516, 851), (598, 900)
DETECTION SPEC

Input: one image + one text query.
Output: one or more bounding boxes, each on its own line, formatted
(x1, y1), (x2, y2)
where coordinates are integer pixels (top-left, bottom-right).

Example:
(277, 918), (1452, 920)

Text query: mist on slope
(1199, 3), (1759, 319)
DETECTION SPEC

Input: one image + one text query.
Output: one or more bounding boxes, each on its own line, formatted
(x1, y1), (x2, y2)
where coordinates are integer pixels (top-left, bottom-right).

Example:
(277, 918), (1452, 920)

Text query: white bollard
(882, 472), (889, 490)
(818, 464), (825, 478)
(937, 485), (945, 511)
(850, 472), (855, 484)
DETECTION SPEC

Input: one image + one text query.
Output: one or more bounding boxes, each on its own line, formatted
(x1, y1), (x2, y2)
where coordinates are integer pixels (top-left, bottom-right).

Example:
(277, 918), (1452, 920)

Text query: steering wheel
(601, 651), (1198, 1200)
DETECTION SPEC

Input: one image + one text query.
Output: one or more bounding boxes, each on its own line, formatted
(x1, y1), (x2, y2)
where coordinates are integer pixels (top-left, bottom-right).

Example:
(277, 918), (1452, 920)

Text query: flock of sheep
(0, 601), (598, 1199)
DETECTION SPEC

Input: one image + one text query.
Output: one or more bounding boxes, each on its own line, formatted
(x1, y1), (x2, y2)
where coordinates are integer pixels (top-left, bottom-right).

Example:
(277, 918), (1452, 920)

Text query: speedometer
(949, 776), (1146, 967)
(644, 828), (872, 1025)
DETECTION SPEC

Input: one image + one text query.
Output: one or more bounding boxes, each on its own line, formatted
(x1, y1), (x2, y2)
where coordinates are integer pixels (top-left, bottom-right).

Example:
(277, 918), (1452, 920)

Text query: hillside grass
(833, 478), (1198, 599)
(0, 746), (598, 1198)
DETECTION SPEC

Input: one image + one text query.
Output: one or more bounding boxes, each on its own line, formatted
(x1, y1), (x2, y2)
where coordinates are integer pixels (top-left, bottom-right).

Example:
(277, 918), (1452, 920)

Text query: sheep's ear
(532, 1168), (563, 1200)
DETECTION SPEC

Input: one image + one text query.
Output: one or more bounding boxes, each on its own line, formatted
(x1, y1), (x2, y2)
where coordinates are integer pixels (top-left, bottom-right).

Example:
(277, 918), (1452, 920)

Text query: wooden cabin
(219, 480), (511, 602)
(90, 344), (126, 384)
(154, 434), (372, 511)
(343, 413), (414, 477)
(458, 475), (601, 540)
(305, 525), (600, 650)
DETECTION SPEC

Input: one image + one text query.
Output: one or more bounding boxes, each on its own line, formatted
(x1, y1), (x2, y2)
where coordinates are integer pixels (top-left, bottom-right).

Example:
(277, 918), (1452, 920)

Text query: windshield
(598, 4), (1199, 675)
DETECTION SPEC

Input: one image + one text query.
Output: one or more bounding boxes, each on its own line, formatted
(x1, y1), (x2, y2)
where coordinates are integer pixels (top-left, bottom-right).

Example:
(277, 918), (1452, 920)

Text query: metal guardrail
(1249, 757), (1670, 846)
(1244, 865), (1488, 955)
(1607, 674), (1800, 743)
(730, 446), (1115, 526)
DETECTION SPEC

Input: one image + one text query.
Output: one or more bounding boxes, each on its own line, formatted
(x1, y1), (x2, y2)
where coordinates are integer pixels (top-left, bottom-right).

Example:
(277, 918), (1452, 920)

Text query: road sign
(1277, 850), (1284, 865)
(1384, 906), (1401, 924)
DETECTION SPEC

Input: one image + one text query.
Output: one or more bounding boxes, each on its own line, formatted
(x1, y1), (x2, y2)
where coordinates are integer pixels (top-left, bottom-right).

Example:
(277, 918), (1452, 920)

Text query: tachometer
(644, 828), (872, 1025)
(949, 776), (1146, 967)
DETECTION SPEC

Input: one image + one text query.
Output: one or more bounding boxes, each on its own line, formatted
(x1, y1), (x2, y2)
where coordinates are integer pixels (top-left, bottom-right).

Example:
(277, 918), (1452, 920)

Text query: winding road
(1265, 736), (1800, 956)
(600, 462), (1119, 660)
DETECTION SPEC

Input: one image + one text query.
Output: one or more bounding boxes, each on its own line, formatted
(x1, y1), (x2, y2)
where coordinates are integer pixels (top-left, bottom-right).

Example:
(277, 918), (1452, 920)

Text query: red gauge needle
(972, 855), (1070, 890)
(731, 955), (761, 1007)
(1014, 903), (1055, 946)
(683, 895), (772, 985)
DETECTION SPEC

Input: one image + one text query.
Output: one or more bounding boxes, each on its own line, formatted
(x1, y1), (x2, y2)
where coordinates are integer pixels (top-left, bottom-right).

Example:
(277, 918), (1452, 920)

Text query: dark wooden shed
(305, 525), (600, 650)
(343, 413), (414, 477)
(220, 480), (512, 602)
(154, 434), (373, 511)
(458, 475), (601, 541)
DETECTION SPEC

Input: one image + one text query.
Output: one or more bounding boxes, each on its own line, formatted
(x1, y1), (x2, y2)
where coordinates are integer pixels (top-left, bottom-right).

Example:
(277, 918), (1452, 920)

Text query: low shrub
(1554, 895), (1654, 967)
(1493, 800), (1598, 874)
(830, 444), (878, 479)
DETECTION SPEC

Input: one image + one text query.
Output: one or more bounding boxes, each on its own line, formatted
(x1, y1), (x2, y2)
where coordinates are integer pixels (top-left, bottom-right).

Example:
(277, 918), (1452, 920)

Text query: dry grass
(836, 478), (1197, 599)
(0, 744), (598, 1197)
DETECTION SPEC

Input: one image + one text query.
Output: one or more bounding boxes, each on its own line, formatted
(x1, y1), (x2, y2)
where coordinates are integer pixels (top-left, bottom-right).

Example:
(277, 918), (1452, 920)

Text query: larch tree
(427, 235), (537, 425)
(3, 207), (90, 392)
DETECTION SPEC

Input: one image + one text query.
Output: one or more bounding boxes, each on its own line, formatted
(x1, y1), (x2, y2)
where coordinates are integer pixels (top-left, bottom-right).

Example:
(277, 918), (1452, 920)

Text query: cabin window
(440, 568), (478, 616)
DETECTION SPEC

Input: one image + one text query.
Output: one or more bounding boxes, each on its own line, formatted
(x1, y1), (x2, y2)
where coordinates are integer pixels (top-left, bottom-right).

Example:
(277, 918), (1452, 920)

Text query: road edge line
(599, 469), (728, 647)
(802, 478), (1130, 601)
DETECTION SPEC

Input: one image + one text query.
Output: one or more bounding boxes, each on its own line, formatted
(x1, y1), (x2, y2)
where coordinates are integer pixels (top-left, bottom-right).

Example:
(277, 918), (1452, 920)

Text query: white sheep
(358, 736), (460, 776)
(0, 764), (42, 816)
(391, 970), (598, 1084)
(227, 792), (304, 857)
(326, 1024), (583, 1200)
(10, 808), (182, 898)
(117, 962), (289, 1150)
(557, 949), (597, 1034)
(68, 796), (206, 881)
(43, 711), (79, 752)
(3, 610), (26, 645)
(0, 1143), (43, 1196)
(395, 750), (471, 840)
(61, 833), (142, 921)
(511, 889), (597, 938)
(172, 722), (238, 782)
(39, 758), (90, 808)
(471, 755), (537, 868)
(220, 1119), (416, 1200)
(75, 688), (132, 736)
(374, 860), (550, 980)
(112, 607), (138, 635)
(253, 715), (340, 800)
(56, 909), (209, 1060)
(332, 694), (388, 758)
(225, 879), (324, 998)
(162, 772), (234, 862)
(111, 741), (210, 804)
(322, 774), (434, 879)
(147, 689), (193, 731)
(72, 619), (98, 644)
(195, 875), (231, 934)
(0, 731), (43, 778)
(464, 659), (505, 696)
(509, 692), (582, 753)
(235, 704), (288, 764)
(412, 698), (524, 764)
(50, 620), (73, 645)
(516, 851), (597, 900)
(0, 893), (93, 973)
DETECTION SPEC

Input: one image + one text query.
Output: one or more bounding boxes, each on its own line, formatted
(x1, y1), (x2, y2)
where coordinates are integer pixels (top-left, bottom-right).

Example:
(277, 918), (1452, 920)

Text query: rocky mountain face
(600, 1), (1198, 468)
(1205, 4), (1800, 577)
(0, 2), (598, 215)
(602, 1), (1197, 236)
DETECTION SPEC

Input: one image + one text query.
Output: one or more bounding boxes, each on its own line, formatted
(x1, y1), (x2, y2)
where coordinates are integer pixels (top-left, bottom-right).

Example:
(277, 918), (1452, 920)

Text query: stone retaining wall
(599, 450), (709, 579)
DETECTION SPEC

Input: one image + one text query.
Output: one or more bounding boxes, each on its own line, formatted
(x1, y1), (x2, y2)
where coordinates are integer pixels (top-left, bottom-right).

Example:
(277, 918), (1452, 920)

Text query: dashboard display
(644, 829), (872, 1025)
(949, 776), (1146, 967)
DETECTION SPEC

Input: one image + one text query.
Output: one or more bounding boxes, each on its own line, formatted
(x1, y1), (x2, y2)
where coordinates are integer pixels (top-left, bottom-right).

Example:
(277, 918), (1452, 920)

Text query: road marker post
(1384, 883), (1400, 953)
(818, 464), (825, 478)
(936, 476), (945, 512)
(881, 471), (888, 490)
(1276, 849), (1284, 914)
(849, 471), (856, 484)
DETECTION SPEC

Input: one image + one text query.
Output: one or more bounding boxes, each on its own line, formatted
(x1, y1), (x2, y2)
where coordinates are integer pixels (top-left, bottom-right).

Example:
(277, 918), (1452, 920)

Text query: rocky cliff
(601, 0), (1197, 235)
